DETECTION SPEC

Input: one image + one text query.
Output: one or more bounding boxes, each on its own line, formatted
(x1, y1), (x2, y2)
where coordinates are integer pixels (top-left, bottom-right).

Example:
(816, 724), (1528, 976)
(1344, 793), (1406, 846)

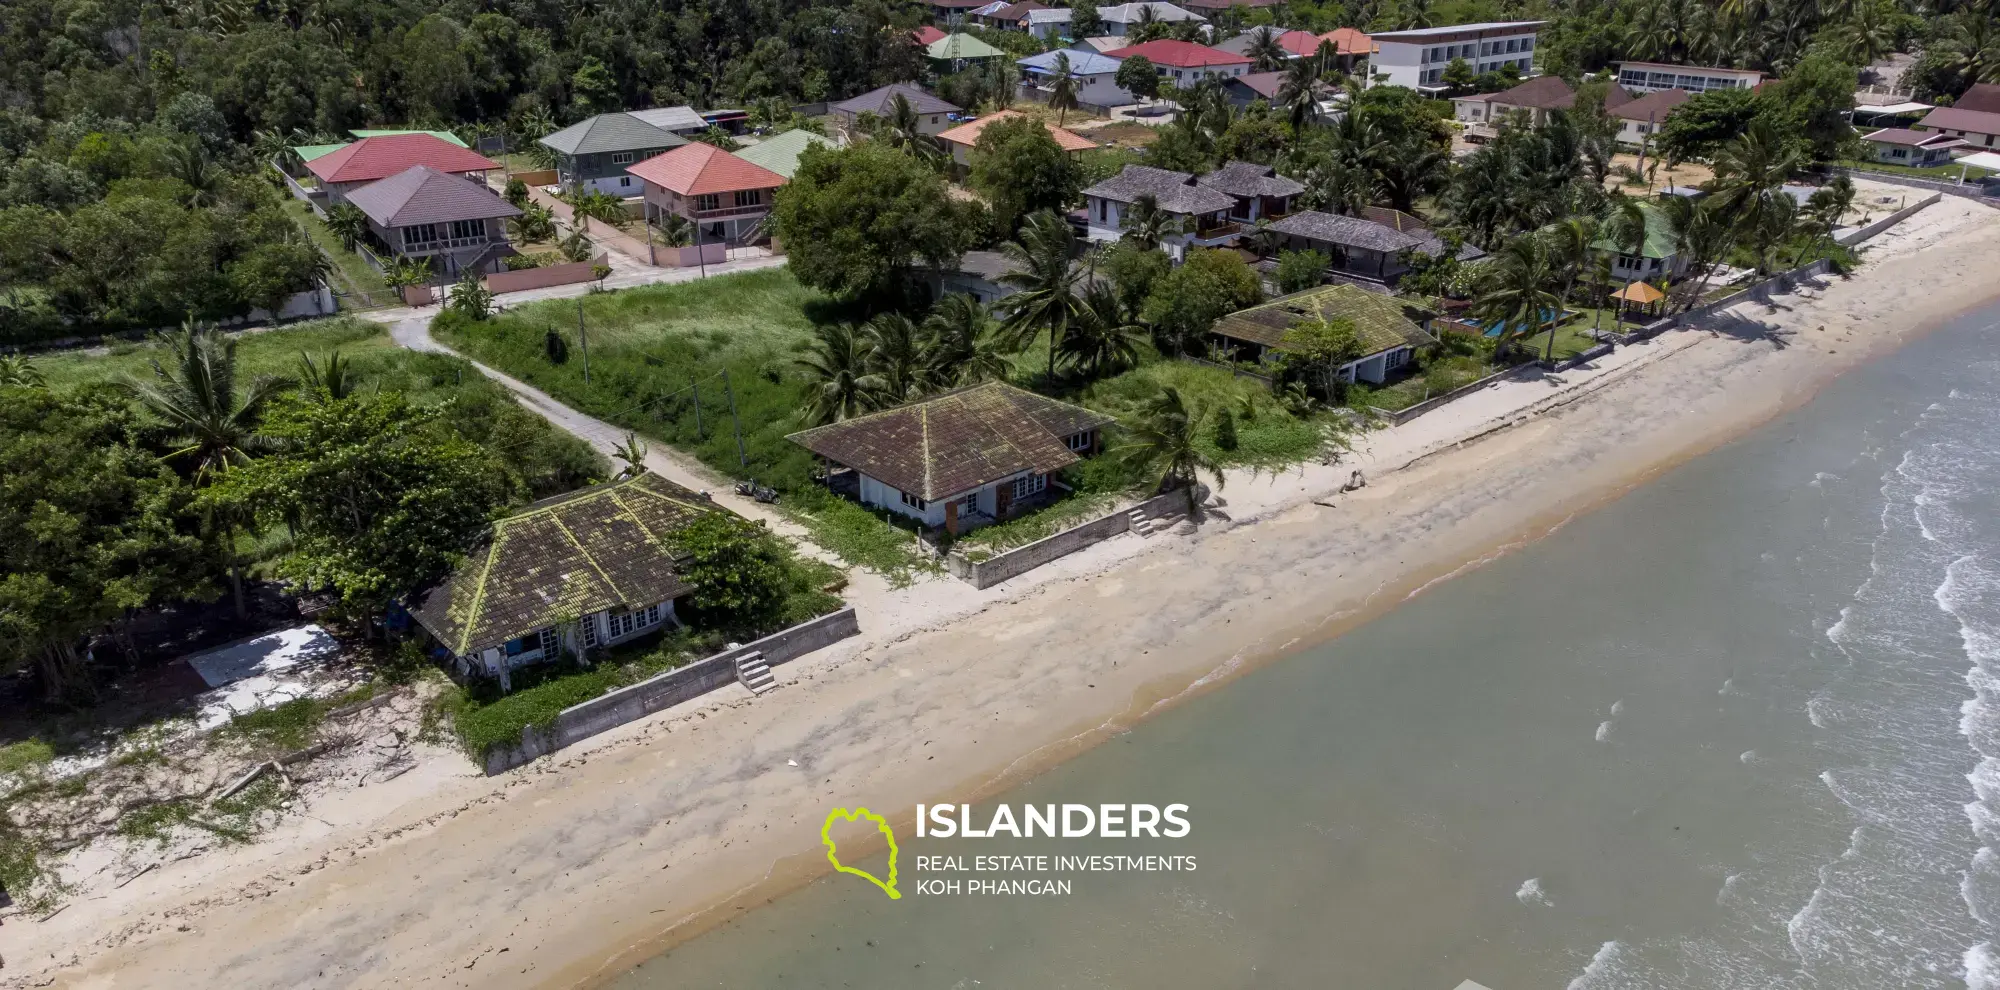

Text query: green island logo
(822, 807), (901, 899)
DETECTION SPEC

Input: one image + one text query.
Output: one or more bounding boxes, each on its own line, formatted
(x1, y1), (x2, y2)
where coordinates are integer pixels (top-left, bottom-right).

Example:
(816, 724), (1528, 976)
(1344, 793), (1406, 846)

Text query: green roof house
(536, 112), (690, 196)
(410, 473), (724, 690)
(1209, 285), (1434, 382)
(734, 129), (840, 181)
(1590, 201), (1687, 283)
(926, 32), (1007, 68)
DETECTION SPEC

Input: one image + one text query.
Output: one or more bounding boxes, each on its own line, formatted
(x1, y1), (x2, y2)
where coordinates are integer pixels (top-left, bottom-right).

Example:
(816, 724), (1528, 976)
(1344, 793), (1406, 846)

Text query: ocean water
(615, 304), (2000, 990)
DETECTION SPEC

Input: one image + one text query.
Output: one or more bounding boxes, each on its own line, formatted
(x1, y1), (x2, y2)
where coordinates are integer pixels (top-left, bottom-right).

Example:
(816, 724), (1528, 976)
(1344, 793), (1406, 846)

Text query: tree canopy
(968, 116), (1083, 236)
(772, 142), (981, 301)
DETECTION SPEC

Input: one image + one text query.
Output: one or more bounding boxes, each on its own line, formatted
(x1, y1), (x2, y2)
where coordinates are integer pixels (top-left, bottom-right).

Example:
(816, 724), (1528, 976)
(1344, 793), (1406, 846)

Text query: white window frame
(611, 151), (637, 165)
(1012, 474), (1047, 500)
(900, 490), (928, 510)
(580, 615), (599, 648)
(1066, 431), (1092, 452)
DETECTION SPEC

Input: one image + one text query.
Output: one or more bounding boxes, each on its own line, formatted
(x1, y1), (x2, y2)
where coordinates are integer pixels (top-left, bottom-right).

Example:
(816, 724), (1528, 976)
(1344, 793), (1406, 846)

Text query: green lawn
(1510, 316), (1605, 362)
(1837, 157), (1997, 182)
(280, 197), (394, 310)
(34, 317), (607, 503)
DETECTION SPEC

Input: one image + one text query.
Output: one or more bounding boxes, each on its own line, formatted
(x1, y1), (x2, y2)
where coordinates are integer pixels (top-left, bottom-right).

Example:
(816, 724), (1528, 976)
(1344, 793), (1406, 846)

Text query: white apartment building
(1613, 61), (1763, 94)
(1367, 21), (1543, 90)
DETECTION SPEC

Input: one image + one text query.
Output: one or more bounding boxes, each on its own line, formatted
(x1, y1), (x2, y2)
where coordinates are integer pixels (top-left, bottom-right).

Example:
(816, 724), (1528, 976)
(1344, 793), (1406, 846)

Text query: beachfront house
(410, 473), (722, 692)
(628, 142), (787, 247)
(536, 113), (689, 196)
(1914, 106), (2000, 152)
(1262, 208), (1482, 286)
(1452, 76), (1629, 142)
(1860, 127), (1968, 167)
(787, 383), (1114, 536)
(1081, 164), (1243, 261)
(343, 165), (523, 277)
(1207, 284), (1434, 383)
(1368, 21), (1543, 91)
(1590, 201), (1687, 283)
(1611, 89), (1692, 147)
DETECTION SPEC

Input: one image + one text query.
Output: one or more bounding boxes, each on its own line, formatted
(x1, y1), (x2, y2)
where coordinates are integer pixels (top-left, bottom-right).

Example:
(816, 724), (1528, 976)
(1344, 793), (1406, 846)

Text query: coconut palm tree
(168, 140), (226, 208)
(1047, 53), (1080, 127)
(1119, 193), (1187, 250)
(0, 354), (46, 387)
(999, 210), (1087, 380)
(863, 313), (935, 402)
(612, 433), (648, 479)
(1123, 385), (1222, 515)
(324, 202), (369, 251)
(922, 293), (1013, 385)
(124, 321), (286, 615)
(1245, 27), (1289, 72)
(1708, 119), (1802, 230)
(296, 350), (354, 400)
(796, 323), (886, 424)
(1277, 56), (1322, 131)
(1793, 175), (1854, 267)
(1659, 194), (1738, 312)
(1940, 12), (2000, 86)
(1537, 216), (1598, 361)
(1058, 281), (1146, 378)
(509, 202), (558, 243)
(878, 93), (945, 166)
(1472, 235), (1563, 360)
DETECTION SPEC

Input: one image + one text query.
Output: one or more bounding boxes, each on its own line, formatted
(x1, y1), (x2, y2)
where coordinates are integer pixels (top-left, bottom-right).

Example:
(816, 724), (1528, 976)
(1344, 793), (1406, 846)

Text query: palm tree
(1058, 282), (1146, 377)
(1119, 193), (1187, 250)
(1838, 3), (1896, 65)
(296, 350), (354, 399)
(1793, 175), (1854, 267)
(863, 313), (935, 402)
(168, 139), (226, 208)
(509, 202), (558, 244)
(1374, 135), (1447, 214)
(568, 189), (629, 231)
(878, 93), (945, 166)
(612, 433), (648, 479)
(1246, 27), (1289, 72)
(1277, 56), (1322, 131)
(1538, 216), (1597, 361)
(1659, 195), (1737, 313)
(0, 354), (46, 387)
(124, 321), (286, 615)
(999, 210), (1087, 380)
(1601, 196), (1650, 328)
(1047, 53), (1080, 127)
(323, 202), (369, 251)
(796, 323), (886, 424)
(1708, 119), (1802, 229)
(922, 293), (1013, 385)
(1123, 385), (1222, 515)
(1472, 236), (1563, 360)
(1941, 13), (2000, 86)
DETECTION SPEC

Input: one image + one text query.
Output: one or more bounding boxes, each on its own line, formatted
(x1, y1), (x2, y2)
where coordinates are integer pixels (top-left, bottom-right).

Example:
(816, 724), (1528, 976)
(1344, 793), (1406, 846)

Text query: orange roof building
(628, 143), (788, 247)
(306, 133), (500, 198)
(1320, 27), (1375, 56)
(936, 110), (1097, 171)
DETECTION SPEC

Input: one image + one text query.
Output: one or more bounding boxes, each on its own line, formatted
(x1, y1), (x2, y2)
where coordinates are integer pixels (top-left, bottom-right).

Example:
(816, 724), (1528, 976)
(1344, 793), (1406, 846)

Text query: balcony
(688, 202), (772, 220)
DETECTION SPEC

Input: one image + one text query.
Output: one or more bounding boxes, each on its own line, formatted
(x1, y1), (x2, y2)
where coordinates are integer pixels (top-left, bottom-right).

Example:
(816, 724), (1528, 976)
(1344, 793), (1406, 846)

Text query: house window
(448, 218), (485, 240)
(642, 603), (662, 626)
(960, 493), (979, 515)
(403, 223), (440, 247)
(1385, 347), (1411, 370)
(1891, 148), (1907, 159)
(900, 490), (928, 510)
(734, 189), (761, 208)
(611, 152), (636, 164)
(581, 615), (599, 648)
(1066, 431), (1093, 453)
(504, 636), (531, 656)
(538, 627), (559, 656)
(695, 193), (720, 211)
(1098, 199), (1108, 223)
(1012, 474), (1047, 500)
(608, 610), (637, 639)
(620, 176), (632, 188)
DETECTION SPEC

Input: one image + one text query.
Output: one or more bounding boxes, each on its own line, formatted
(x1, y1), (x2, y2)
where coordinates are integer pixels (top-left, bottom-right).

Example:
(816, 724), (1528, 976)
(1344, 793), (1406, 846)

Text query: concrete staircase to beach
(735, 651), (775, 695)
(1127, 506), (1158, 538)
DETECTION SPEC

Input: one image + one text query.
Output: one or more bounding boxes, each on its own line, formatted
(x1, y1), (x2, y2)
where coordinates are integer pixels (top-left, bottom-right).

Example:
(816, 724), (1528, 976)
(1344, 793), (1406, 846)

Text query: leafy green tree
(570, 57), (623, 117)
(1278, 313), (1364, 400)
(210, 390), (506, 619)
(1141, 248), (1262, 354)
(1115, 56), (1160, 102)
(450, 269), (493, 320)
(664, 513), (797, 633)
(1100, 240), (1172, 318)
(1070, 0), (1108, 39)
(772, 143), (977, 301)
(1655, 88), (1767, 164)
(968, 116), (1082, 236)
(229, 236), (328, 315)
(1276, 249), (1331, 294)
(0, 385), (219, 702)
(1440, 57), (1478, 93)
(1762, 49), (1860, 162)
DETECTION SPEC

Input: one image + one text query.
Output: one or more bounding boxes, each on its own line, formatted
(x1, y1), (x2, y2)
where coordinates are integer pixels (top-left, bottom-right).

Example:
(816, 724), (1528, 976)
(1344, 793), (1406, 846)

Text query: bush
(1274, 249), (1330, 295)
(504, 251), (565, 271)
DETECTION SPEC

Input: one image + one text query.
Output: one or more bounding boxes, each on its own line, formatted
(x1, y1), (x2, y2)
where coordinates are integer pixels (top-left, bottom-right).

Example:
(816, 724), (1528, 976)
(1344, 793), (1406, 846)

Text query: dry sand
(5, 193), (1999, 990)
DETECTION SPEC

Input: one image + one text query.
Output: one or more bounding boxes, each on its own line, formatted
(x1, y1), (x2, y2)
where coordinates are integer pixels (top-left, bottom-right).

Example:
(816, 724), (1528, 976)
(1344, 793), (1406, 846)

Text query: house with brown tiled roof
(411, 473), (725, 690)
(787, 383), (1114, 535)
(1453, 76), (1633, 143)
(1861, 127), (1967, 167)
(1915, 105), (2000, 152)
(1610, 88), (1692, 146)
(344, 165), (523, 276)
(1081, 163), (1245, 260)
(1208, 285), (1434, 380)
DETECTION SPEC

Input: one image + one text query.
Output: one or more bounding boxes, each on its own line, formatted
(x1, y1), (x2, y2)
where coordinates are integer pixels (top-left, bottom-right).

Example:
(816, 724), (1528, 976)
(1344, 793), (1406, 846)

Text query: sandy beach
(6, 186), (1999, 990)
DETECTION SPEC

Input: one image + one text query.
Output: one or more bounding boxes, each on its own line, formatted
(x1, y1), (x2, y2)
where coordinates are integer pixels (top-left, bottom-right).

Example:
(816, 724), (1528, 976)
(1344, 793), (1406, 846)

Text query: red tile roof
(1264, 30), (1324, 57)
(305, 133), (499, 185)
(936, 110), (1098, 152)
(1320, 27), (1374, 55)
(627, 142), (787, 196)
(1104, 39), (1251, 69)
(1959, 84), (2000, 115)
(912, 25), (948, 45)
(1919, 105), (2000, 137)
(1612, 88), (1691, 122)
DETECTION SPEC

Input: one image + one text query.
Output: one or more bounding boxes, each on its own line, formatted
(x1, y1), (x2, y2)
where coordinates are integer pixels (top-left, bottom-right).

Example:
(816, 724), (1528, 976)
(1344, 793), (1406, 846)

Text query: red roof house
(1103, 40), (1251, 82)
(1320, 27), (1374, 56)
(306, 133), (500, 197)
(628, 143), (788, 247)
(912, 25), (948, 45)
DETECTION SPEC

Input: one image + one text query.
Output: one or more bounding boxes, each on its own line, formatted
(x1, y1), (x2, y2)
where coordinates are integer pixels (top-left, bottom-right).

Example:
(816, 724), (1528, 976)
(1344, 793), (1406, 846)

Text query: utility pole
(691, 375), (704, 440)
(722, 369), (747, 470)
(577, 298), (590, 384)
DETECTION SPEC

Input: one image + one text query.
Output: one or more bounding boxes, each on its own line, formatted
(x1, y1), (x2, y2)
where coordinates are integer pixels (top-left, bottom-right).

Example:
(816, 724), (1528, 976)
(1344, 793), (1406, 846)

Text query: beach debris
(786, 759), (798, 767)
(114, 863), (157, 889)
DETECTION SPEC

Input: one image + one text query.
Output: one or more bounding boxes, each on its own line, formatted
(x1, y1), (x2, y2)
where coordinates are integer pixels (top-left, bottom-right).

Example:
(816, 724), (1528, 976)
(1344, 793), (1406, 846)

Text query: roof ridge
(453, 530), (506, 656)
(550, 512), (627, 605)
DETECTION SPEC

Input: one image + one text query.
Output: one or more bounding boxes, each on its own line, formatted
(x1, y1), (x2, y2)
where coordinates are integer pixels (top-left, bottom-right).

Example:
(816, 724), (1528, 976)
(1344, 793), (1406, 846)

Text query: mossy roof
(410, 473), (722, 657)
(1211, 285), (1432, 354)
